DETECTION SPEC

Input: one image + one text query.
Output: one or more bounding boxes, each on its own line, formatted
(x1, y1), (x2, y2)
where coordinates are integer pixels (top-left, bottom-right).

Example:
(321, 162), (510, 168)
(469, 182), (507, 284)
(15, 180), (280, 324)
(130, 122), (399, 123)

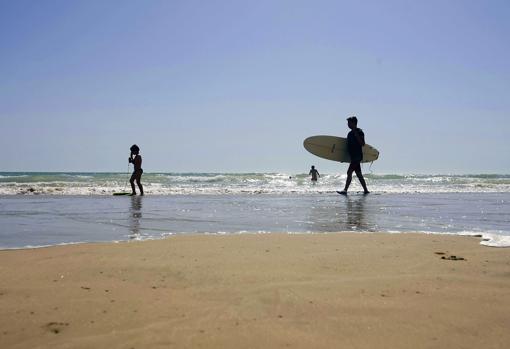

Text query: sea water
(1, 172), (509, 249)
(2, 172), (510, 195)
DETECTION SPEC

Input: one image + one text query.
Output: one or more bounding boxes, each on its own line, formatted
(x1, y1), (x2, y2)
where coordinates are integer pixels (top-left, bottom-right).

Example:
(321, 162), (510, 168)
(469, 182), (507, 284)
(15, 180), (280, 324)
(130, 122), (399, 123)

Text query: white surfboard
(303, 135), (379, 163)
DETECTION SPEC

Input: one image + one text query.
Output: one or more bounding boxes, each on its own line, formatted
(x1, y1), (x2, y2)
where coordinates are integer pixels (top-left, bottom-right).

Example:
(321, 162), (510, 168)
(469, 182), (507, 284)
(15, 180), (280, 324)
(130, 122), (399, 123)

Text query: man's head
(347, 116), (358, 130)
(130, 144), (140, 154)
(311, 165), (315, 169)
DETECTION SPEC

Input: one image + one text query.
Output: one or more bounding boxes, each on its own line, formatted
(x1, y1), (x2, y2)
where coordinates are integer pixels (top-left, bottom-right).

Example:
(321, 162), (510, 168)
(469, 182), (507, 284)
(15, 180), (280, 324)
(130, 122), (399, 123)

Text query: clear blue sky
(1, 0), (509, 173)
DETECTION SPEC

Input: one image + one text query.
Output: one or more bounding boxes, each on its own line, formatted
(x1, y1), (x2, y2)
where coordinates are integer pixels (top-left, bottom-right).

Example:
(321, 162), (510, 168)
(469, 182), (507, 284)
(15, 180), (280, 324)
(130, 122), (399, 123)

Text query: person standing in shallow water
(337, 116), (369, 195)
(129, 144), (144, 196)
(309, 165), (320, 183)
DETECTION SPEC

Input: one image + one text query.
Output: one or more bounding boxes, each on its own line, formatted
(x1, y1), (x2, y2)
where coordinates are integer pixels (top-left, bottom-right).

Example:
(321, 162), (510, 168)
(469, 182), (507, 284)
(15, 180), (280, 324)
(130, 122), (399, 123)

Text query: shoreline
(1, 233), (509, 348)
(1, 229), (509, 251)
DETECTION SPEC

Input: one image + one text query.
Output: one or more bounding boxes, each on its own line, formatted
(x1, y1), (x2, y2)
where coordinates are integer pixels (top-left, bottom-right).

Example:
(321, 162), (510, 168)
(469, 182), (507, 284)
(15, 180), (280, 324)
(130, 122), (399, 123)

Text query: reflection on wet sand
(346, 195), (368, 230)
(129, 196), (143, 239)
(307, 194), (376, 232)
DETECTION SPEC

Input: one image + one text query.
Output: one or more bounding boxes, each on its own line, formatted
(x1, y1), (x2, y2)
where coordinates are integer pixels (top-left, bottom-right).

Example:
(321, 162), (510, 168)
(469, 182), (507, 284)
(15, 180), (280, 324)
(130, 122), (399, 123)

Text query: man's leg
(354, 165), (369, 193)
(338, 164), (355, 194)
(129, 174), (136, 195)
(136, 176), (144, 196)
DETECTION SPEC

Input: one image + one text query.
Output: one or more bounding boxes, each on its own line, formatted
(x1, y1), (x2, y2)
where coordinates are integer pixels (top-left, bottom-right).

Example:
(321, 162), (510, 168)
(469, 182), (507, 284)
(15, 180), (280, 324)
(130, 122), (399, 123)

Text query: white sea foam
(457, 231), (510, 248)
(1, 172), (510, 195)
(0, 174), (29, 179)
(397, 230), (510, 248)
(0, 241), (88, 250)
(480, 235), (510, 247)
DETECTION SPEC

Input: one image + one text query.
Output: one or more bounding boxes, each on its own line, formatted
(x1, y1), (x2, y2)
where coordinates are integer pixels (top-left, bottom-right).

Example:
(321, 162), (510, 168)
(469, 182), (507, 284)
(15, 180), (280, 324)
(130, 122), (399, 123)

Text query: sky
(1, 0), (509, 174)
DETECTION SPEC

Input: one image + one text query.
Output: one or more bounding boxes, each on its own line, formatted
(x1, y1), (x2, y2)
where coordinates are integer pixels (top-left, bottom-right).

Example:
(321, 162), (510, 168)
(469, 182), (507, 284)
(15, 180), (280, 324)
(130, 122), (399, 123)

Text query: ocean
(1, 172), (509, 249)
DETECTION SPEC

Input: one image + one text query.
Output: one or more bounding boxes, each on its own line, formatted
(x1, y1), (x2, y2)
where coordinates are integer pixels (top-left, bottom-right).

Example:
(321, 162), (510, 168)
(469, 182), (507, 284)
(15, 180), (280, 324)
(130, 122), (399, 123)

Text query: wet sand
(1, 233), (509, 348)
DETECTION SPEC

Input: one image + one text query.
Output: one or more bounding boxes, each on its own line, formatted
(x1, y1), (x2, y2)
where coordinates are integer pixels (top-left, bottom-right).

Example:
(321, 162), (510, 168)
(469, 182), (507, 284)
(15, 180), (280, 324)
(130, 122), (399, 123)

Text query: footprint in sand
(435, 252), (466, 260)
(44, 322), (69, 334)
(441, 255), (465, 261)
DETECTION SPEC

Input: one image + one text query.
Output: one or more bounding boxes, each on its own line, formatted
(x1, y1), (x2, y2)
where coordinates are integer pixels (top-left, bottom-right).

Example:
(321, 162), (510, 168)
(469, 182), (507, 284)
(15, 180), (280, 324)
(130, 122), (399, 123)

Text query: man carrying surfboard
(129, 144), (144, 196)
(337, 116), (369, 195)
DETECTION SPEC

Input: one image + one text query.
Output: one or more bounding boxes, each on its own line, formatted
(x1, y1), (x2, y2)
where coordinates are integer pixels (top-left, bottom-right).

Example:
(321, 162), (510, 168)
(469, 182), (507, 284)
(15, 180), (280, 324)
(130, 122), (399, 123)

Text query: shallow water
(1, 192), (509, 249)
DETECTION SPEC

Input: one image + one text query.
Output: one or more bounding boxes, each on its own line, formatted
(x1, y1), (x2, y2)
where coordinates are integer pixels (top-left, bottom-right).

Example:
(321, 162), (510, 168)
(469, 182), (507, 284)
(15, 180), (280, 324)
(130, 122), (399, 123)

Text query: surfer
(309, 166), (320, 183)
(129, 144), (144, 196)
(338, 116), (369, 195)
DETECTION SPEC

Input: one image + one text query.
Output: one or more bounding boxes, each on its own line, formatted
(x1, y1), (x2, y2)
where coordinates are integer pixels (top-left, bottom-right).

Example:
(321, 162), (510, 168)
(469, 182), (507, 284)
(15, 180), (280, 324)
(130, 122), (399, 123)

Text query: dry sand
(0, 233), (509, 349)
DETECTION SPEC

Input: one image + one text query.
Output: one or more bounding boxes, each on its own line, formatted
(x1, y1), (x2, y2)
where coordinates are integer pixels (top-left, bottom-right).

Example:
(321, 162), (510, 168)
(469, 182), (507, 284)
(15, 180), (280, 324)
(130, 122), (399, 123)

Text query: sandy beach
(1, 233), (509, 349)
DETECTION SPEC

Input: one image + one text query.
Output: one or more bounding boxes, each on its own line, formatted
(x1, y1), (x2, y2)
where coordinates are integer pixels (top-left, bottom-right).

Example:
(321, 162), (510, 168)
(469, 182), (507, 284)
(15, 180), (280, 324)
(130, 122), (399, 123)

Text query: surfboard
(303, 135), (379, 163)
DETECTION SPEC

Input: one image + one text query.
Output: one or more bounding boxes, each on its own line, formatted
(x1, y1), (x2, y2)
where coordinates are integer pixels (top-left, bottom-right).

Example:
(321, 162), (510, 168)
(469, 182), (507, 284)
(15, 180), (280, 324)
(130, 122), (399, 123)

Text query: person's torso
(347, 129), (364, 157)
(133, 155), (142, 171)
